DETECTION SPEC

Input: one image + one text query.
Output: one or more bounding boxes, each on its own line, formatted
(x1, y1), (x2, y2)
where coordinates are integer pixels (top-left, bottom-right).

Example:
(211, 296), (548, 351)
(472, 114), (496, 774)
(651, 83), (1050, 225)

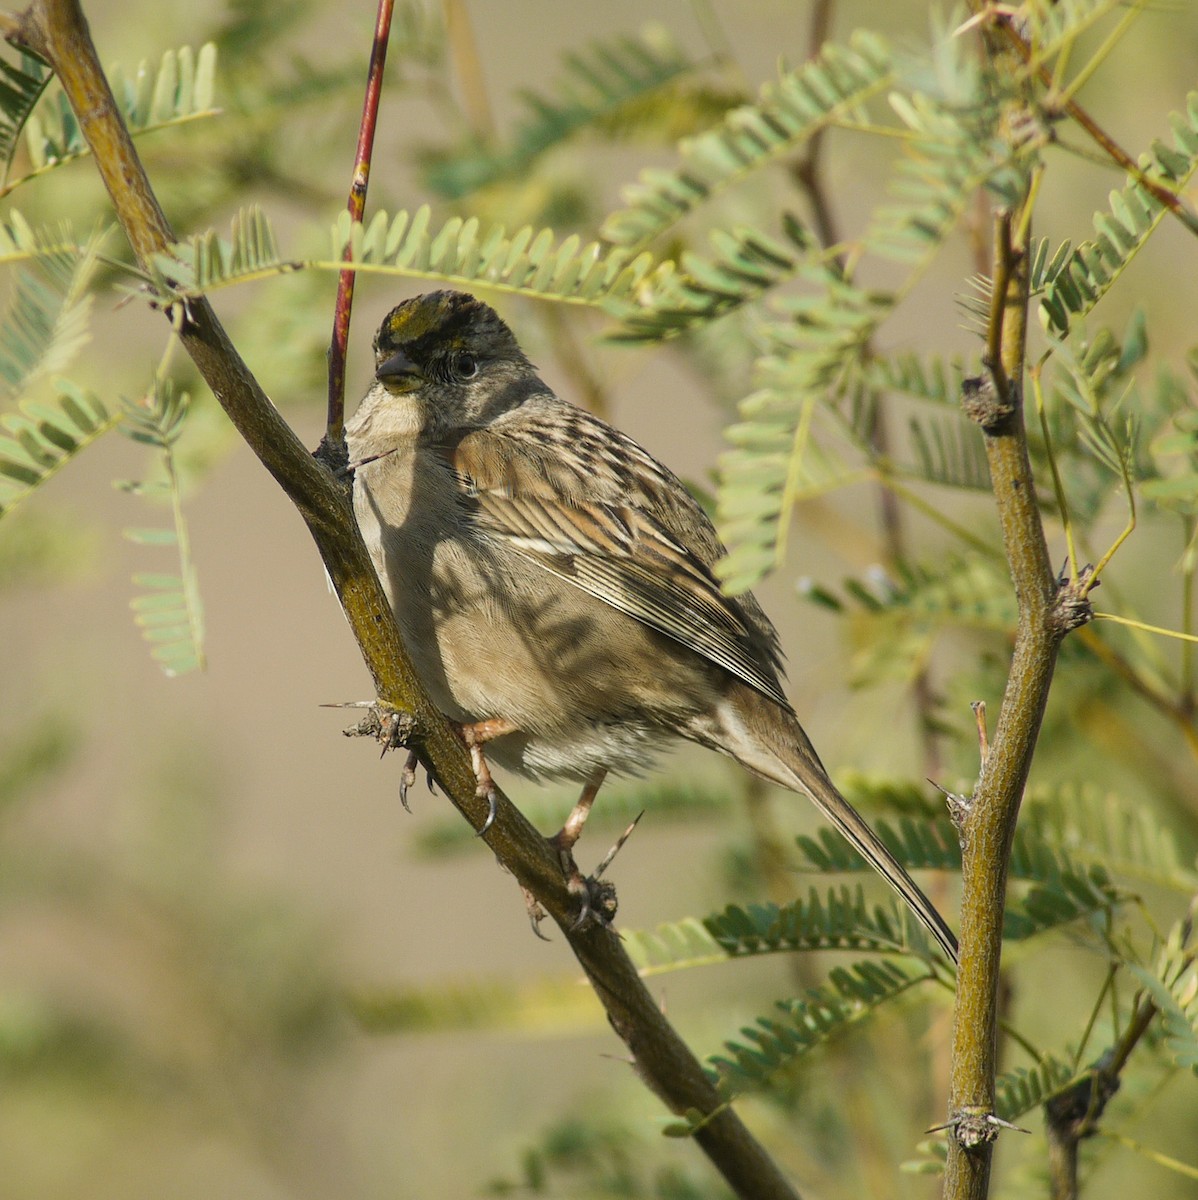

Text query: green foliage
(607, 212), (819, 342)
(1128, 922), (1198, 1074)
(0, 381), (117, 517)
(487, 1115), (725, 1199)
(333, 207), (667, 304)
(705, 960), (934, 1102)
(994, 1056), (1076, 1123)
(158, 204), (671, 307)
(713, 26), (1029, 592)
(116, 379), (206, 676)
(695, 888), (937, 962)
(802, 555), (1015, 686)
(0, 49), (51, 176)
(1144, 351), (1198, 518)
(14, 43), (218, 190)
(425, 28), (696, 199)
(600, 32), (893, 250)
(1035, 93), (1198, 337)
(0, 227), (99, 399)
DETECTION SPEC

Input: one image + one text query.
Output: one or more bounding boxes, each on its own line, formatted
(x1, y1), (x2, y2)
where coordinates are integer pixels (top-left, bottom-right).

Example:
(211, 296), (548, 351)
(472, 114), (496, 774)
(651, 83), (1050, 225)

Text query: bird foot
(520, 886), (551, 940)
(457, 718), (518, 836)
(397, 750), (438, 812)
(546, 813), (639, 932)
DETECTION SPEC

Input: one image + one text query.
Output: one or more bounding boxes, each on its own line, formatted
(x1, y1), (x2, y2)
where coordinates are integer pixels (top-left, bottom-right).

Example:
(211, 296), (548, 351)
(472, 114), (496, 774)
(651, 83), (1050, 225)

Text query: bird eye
(455, 352), (479, 380)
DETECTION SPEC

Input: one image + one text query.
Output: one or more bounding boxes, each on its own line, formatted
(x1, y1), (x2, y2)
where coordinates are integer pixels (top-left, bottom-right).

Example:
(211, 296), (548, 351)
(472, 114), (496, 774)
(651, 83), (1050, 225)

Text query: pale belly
(353, 464), (701, 783)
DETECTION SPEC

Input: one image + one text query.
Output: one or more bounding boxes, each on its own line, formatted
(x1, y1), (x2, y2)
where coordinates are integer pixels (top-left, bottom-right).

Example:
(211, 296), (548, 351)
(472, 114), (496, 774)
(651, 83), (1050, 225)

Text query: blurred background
(2, 2), (1198, 1197)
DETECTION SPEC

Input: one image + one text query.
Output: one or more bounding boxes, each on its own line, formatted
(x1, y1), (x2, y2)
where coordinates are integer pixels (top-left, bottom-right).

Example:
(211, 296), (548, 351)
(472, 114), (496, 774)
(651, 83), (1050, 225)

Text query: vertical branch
(325, 0), (394, 445)
(943, 186), (1088, 1194)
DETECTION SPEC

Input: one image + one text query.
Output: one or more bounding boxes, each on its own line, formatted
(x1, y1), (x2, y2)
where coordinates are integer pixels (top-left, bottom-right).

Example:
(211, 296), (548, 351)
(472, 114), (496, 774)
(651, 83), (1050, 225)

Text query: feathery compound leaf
(863, 350), (963, 408)
(159, 205), (286, 295)
(621, 917), (728, 977)
(705, 889), (941, 960)
(0, 211), (88, 267)
(332, 207), (666, 305)
(715, 80), (1020, 591)
(17, 44), (218, 190)
(0, 380), (117, 518)
(0, 230), (102, 401)
(1023, 785), (1198, 892)
(799, 556), (1014, 687)
(907, 411), (992, 491)
(607, 213), (819, 341)
(601, 32), (893, 250)
(706, 960), (933, 1101)
(155, 206), (668, 307)
(622, 888), (940, 977)
(0, 49), (51, 176)
(1036, 92), (1198, 337)
(995, 1057), (1075, 1123)
(792, 805), (1122, 940)
(872, 28), (1029, 264)
(118, 380), (205, 676)
(1047, 326), (1140, 486)
(715, 286), (878, 593)
(1128, 924), (1198, 1073)
(1027, 0), (1148, 69)
(796, 813), (962, 876)
(425, 27), (695, 198)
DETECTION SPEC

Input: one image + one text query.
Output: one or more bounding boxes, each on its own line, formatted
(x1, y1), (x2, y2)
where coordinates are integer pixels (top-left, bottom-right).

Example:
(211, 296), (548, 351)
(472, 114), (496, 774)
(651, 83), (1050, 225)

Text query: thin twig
(326, 0), (394, 444)
(990, 11), (1198, 238)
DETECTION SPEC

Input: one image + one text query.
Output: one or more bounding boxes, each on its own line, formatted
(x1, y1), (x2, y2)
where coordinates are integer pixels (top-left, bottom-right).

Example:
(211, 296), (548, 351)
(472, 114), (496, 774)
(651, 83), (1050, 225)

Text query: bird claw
(568, 872), (618, 931)
(521, 886), (551, 940)
(398, 751), (418, 813)
(550, 834), (622, 932)
(475, 781), (498, 837)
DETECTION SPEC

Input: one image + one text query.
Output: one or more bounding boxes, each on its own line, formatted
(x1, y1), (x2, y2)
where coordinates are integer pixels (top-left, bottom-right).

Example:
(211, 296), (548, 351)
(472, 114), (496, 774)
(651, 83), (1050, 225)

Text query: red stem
(326, 0), (395, 442)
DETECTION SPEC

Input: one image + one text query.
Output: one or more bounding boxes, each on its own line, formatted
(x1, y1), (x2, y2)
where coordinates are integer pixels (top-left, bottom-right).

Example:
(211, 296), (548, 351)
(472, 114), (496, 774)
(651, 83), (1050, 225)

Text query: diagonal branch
(6, 3), (800, 1198)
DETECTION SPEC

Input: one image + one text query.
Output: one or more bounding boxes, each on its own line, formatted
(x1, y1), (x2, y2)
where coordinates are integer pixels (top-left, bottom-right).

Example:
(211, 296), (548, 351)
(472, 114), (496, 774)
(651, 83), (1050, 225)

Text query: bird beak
(375, 349), (422, 387)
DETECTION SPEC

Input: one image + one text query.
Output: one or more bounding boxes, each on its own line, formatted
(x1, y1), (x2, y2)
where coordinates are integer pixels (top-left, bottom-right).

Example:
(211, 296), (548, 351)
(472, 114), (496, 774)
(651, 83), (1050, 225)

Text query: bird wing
(440, 415), (790, 709)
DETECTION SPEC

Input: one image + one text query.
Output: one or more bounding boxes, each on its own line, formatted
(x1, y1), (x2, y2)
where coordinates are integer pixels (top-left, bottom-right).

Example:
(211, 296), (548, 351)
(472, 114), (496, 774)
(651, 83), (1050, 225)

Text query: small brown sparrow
(345, 290), (957, 961)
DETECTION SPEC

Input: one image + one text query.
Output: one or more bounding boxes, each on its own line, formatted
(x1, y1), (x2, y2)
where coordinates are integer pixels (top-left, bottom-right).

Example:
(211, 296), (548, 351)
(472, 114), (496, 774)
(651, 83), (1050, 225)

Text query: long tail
(794, 761), (958, 963)
(713, 690), (959, 964)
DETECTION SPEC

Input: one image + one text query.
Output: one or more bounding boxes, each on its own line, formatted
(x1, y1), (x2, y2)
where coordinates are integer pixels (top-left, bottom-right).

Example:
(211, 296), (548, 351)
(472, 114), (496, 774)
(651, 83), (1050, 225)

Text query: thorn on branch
(935, 1109), (1029, 1149)
(962, 370), (1017, 432)
(1054, 561), (1097, 635)
(314, 432), (351, 487)
(339, 700), (418, 751)
(929, 777), (972, 837)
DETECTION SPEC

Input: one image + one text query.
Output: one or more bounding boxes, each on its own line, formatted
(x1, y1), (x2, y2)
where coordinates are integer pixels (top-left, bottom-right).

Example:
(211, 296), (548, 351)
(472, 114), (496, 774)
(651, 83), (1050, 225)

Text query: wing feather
(443, 418), (790, 709)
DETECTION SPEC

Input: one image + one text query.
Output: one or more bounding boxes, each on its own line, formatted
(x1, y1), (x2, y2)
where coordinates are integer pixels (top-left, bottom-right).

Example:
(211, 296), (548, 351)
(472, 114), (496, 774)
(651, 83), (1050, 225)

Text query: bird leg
(456, 716), (519, 835)
(548, 769), (617, 929)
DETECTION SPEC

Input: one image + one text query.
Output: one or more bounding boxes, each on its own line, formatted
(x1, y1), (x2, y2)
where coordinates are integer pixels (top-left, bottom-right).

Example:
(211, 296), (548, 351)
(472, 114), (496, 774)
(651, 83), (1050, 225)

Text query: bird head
(370, 291), (537, 433)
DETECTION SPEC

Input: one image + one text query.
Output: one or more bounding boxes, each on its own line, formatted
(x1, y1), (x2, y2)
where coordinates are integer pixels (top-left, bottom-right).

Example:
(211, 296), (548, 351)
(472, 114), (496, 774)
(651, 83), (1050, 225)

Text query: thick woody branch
(7, 3), (800, 1198)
